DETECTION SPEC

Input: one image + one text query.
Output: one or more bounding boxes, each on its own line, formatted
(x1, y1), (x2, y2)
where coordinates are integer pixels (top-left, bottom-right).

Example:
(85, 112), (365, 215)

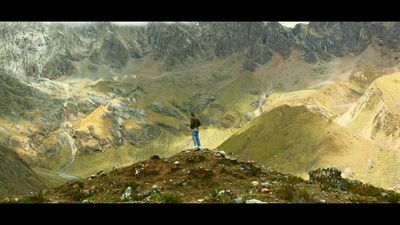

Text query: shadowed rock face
(0, 145), (45, 196)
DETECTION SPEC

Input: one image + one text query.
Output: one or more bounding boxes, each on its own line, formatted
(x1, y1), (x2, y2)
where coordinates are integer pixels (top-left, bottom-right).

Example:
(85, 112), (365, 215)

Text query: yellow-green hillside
(218, 104), (381, 180)
(336, 72), (400, 152)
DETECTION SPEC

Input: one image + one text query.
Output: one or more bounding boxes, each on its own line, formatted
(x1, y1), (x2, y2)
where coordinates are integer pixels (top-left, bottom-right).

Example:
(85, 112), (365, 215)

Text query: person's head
(191, 112), (196, 119)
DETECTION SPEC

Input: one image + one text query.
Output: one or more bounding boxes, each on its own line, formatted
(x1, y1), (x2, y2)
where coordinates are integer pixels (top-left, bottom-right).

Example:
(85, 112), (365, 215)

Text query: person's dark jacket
(190, 118), (201, 129)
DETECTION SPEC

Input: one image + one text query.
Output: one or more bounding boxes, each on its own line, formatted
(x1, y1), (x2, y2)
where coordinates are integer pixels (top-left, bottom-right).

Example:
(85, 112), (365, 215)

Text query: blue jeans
(192, 128), (201, 147)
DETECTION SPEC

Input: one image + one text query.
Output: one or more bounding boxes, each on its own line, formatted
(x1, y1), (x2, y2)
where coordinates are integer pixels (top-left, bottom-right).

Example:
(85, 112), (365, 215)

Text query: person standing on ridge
(190, 112), (201, 151)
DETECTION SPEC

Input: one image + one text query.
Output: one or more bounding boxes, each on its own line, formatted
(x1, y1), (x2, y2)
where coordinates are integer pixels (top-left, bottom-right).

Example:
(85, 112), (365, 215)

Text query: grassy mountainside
(218, 72), (400, 190)
(218, 104), (381, 180)
(337, 72), (400, 151)
(0, 145), (46, 196)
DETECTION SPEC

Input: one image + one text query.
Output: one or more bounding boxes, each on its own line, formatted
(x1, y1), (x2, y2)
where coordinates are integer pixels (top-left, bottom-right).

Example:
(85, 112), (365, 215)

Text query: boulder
(309, 167), (349, 191)
(121, 187), (133, 201)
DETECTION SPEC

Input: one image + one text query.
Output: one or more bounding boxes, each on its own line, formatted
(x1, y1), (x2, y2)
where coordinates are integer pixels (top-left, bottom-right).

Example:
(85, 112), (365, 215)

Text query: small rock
(215, 153), (222, 157)
(152, 184), (161, 192)
(82, 199), (90, 203)
(121, 187), (133, 201)
(234, 197), (244, 204)
(182, 182), (187, 186)
(343, 168), (353, 178)
(261, 181), (269, 187)
(174, 161), (180, 165)
(72, 184), (80, 189)
(14, 197), (19, 202)
(318, 199), (326, 203)
(89, 174), (96, 179)
(89, 186), (96, 194)
(169, 179), (173, 182)
(261, 188), (270, 193)
(197, 199), (204, 202)
(96, 169), (104, 175)
(150, 155), (160, 160)
(251, 181), (260, 187)
(218, 150), (226, 155)
(135, 169), (141, 176)
(217, 190), (231, 197)
(246, 199), (266, 204)
(99, 172), (107, 177)
(381, 192), (389, 198)
(224, 155), (232, 160)
(83, 189), (90, 195)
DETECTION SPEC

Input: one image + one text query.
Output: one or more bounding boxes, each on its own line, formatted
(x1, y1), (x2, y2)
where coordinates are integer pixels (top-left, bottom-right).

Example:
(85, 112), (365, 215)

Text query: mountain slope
(0, 145), (45, 196)
(218, 104), (381, 181)
(2, 22), (400, 191)
(337, 72), (400, 152)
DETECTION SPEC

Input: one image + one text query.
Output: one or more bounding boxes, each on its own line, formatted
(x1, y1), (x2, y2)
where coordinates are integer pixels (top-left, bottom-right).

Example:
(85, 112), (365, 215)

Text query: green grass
(276, 184), (314, 203)
(297, 188), (313, 202)
(124, 181), (139, 190)
(71, 189), (84, 201)
(277, 184), (296, 202)
(209, 188), (233, 203)
(150, 193), (182, 203)
(159, 193), (182, 203)
(17, 191), (46, 204)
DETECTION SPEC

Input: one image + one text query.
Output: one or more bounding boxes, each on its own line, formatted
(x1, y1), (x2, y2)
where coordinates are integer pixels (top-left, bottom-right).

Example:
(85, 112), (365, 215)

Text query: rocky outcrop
(309, 167), (349, 191)
(14, 150), (400, 203)
(42, 54), (75, 79)
(148, 102), (182, 119)
(89, 35), (129, 69)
